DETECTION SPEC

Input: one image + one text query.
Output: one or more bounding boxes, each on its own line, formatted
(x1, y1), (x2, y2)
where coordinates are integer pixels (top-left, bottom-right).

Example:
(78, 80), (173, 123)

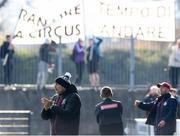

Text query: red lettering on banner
(101, 103), (118, 110)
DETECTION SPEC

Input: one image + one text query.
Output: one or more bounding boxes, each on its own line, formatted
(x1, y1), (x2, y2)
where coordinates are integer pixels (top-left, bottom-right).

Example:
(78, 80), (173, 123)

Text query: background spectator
(72, 38), (85, 86)
(95, 86), (124, 135)
(87, 37), (103, 90)
(168, 38), (180, 88)
(0, 35), (15, 90)
(37, 39), (56, 90)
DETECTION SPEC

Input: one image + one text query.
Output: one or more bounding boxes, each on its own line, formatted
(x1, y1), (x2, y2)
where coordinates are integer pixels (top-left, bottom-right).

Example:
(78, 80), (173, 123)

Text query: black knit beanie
(55, 72), (72, 89)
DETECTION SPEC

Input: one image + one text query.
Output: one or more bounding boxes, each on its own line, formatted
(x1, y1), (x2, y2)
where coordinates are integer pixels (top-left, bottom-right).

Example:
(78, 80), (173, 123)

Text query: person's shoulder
(95, 101), (103, 108)
(67, 91), (81, 102)
(41, 43), (48, 48)
(67, 92), (81, 105)
(163, 95), (178, 106)
(40, 43), (45, 49)
(112, 99), (122, 104)
(68, 84), (78, 92)
(69, 92), (80, 99)
(112, 100), (123, 108)
(74, 42), (79, 48)
(169, 95), (178, 102)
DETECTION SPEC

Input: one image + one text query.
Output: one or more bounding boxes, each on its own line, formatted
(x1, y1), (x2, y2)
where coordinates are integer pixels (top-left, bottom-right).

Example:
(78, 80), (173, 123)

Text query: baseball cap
(157, 82), (171, 90)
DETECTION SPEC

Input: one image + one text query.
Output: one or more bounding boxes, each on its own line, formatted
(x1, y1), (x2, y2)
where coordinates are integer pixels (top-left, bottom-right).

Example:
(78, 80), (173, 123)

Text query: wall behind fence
(0, 88), (148, 135)
(0, 88), (180, 134)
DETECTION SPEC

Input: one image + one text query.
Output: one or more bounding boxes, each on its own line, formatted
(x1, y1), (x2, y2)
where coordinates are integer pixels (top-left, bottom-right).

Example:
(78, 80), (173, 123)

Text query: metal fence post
(127, 35), (136, 134)
(129, 35), (135, 92)
(58, 36), (62, 76)
(28, 111), (33, 135)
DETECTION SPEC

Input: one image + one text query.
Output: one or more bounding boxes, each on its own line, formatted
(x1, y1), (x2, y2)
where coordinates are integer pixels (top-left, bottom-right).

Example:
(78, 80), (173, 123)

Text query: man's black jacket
(41, 84), (81, 135)
(138, 93), (177, 135)
(95, 98), (123, 135)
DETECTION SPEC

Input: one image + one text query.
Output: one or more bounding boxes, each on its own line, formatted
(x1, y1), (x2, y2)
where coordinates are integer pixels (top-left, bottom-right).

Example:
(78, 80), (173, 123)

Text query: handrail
(0, 110), (32, 114)
(0, 110), (32, 135)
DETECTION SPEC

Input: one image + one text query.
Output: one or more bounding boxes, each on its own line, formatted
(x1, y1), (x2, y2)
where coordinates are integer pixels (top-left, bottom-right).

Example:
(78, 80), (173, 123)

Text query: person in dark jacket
(134, 82), (177, 135)
(95, 86), (124, 135)
(171, 88), (180, 119)
(41, 72), (81, 135)
(0, 35), (15, 90)
(143, 85), (160, 116)
(37, 39), (55, 90)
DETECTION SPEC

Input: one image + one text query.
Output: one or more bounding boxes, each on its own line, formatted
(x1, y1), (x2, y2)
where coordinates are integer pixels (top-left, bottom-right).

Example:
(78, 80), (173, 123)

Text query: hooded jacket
(41, 84), (81, 135)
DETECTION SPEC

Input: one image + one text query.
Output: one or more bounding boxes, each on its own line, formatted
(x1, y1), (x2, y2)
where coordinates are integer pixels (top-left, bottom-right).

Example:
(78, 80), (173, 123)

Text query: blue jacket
(138, 93), (177, 135)
(87, 38), (103, 62)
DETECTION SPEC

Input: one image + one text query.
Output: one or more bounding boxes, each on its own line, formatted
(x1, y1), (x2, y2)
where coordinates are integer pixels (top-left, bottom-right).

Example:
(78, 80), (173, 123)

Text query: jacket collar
(103, 98), (112, 102)
(158, 93), (171, 101)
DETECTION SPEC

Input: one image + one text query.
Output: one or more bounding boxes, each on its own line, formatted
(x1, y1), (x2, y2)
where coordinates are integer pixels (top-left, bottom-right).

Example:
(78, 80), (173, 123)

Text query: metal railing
(0, 110), (32, 135)
(0, 38), (174, 87)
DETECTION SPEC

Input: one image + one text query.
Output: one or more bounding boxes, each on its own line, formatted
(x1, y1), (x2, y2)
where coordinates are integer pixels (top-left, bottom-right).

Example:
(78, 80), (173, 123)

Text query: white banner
(86, 0), (175, 41)
(12, 0), (85, 44)
(12, 0), (175, 44)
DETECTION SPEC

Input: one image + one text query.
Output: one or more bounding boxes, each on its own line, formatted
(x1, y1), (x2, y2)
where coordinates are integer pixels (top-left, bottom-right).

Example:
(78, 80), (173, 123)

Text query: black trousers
(99, 124), (123, 135)
(75, 61), (84, 85)
(169, 66), (180, 88)
(154, 128), (175, 135)
(3, 61), (13, 85)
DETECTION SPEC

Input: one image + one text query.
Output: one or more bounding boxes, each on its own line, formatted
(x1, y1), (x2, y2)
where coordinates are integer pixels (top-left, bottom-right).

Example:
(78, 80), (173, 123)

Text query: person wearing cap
(168, 38), (180, 88)
(134, 82), (177, 135)
(41, 72), (81, 135)
(95, 86), (124, 135)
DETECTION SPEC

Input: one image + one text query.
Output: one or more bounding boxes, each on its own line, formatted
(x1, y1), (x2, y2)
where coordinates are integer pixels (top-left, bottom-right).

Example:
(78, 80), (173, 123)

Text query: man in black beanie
(41, 72), (81, 135)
